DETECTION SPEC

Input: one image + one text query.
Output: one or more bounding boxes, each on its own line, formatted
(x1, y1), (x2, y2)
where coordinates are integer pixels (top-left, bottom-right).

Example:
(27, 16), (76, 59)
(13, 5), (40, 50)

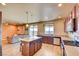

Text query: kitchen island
(20, 36), (42, 56)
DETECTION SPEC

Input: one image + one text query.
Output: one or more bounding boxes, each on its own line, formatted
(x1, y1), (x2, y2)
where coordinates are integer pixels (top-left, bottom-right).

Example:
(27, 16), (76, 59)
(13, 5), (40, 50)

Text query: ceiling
(0, 3), (75, 24)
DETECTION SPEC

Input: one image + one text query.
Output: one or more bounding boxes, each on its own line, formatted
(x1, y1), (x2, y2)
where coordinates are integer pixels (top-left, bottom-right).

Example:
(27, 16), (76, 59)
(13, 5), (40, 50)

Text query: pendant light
(26, 11), (29, 28)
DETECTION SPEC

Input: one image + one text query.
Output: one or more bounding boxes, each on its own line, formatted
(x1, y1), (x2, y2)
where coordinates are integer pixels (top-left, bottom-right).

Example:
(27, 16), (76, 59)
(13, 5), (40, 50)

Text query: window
(29, 25), (38, 36)
(44, 24), (54, 35)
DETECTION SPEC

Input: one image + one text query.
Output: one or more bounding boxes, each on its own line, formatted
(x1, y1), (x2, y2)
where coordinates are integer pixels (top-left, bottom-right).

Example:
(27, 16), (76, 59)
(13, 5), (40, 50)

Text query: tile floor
(2, 43), (21, 56)
(34, 44), (61, 56)
(2, 43), (62, 56)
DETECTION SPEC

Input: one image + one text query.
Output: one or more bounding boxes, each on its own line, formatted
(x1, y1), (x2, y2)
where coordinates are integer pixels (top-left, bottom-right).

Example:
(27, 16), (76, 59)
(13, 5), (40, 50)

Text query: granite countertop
(38, 34), (53, 37)
(62, 37), (79, 56)
(19, 36), (42, 42)
(38, 34), (61, 37)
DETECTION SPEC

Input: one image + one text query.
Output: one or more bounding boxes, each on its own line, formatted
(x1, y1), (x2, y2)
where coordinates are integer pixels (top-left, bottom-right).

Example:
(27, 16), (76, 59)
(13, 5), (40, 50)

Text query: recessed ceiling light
(44, 16), (48, 20)
(58, 3), (62, 7)
(1, 3), (6, 5)
(58, 16), (61, 18)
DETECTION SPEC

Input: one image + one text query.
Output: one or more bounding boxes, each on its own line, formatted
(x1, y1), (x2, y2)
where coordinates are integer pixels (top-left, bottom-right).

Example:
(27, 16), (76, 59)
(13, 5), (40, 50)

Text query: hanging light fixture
(26, 11), (29, 28)
(26, 24), (29, 27)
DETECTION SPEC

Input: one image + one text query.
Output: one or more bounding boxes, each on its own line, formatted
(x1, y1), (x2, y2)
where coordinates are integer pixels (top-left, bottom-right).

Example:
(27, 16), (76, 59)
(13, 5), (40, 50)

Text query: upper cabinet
(17, 25), (26, 34)
(0, 12), (2, 26)
(76, 4), (79, 32)
(65, 4), (77, 32)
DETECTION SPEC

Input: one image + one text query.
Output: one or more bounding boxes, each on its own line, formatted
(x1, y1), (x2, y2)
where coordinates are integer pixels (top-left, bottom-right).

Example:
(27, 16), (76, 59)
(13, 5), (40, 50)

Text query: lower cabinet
(42, 36), (53, 44)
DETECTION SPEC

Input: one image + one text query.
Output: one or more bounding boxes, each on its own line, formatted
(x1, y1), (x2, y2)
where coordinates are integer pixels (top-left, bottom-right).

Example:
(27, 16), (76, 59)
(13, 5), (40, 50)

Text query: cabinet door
(72, 5), (77, 32)
(29, 41), (35, 56)
(0, 12), (1, 25)
(37, 40), (40, 50)
(44, 36), (48, 43)
(42, 36), (46, 43)
(34, 40), (38, 53)
(76, 4), (79, 32)
(21, 41), (29, 56)
(65, 5), (77, 32)
(47, 37), (53, 44)
(39, 39), (42, 49)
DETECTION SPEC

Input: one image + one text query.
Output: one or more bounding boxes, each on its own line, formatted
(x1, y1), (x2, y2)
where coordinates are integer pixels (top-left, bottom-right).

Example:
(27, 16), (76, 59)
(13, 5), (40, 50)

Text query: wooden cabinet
(42, 36), (47, 43)
(34, 40), (38, 53)
(75, 4), (79, 32)
(40, 36), (53, 45)
(0, 12), (2, 25)
(21, 41), (29, 56)
(29, 41), (35, 56)
(21, 37), (42, 56)
(17, 25), (26, 34)
(47, 37), (53, 44)
(38, 40), (42, 50)
(65, 5), (77, 32)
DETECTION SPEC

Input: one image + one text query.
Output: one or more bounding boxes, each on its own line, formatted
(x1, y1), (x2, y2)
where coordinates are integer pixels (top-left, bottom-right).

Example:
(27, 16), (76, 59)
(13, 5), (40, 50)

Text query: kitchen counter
(38, 34), (61, 37)
(20, 36), (42, 56)
(20, 36), (42, 42)
(62, 37), (79, 56)
(38, 34), (61, 45)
